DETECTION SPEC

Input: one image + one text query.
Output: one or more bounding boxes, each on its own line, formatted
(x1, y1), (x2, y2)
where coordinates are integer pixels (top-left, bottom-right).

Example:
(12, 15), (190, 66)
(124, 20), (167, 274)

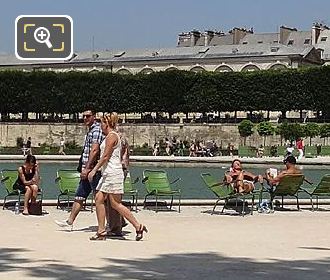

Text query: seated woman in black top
(13, 155), (40, 215)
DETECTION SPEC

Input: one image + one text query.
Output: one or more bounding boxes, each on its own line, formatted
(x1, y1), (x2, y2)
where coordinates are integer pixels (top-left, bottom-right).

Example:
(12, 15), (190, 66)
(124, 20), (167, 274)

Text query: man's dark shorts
(75, 171), (101, 200)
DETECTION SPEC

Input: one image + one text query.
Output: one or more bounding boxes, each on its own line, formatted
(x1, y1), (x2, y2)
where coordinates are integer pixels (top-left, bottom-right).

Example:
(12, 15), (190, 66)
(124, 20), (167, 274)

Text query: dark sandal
(90, 231), (107, 241)
(135, 224), (148, 241)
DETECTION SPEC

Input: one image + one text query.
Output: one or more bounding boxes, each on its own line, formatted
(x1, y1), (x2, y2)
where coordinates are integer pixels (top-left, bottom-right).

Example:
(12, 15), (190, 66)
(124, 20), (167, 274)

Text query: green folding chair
(123, 174), (139, 212)
(142, 169), (181, 213)
(266, 174), (304, 211)
(55, 169), (80, 210)
(201, 173), (255, 216)
(301, 174), (330, 210)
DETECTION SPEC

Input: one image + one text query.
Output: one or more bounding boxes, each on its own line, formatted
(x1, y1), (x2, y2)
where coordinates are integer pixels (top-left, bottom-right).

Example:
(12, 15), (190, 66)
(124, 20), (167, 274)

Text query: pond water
(0, 162), (329, 199)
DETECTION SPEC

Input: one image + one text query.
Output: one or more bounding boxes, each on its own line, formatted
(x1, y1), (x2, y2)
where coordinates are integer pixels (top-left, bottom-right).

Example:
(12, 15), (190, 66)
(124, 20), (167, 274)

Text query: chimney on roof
(312, 23), (322, 45)
(190, 30), (201, 47)
(229, 27), (250, 44)
(177, 32), (191, 47)
(204, 30), (215, 46)
(279, 26), (297, 44)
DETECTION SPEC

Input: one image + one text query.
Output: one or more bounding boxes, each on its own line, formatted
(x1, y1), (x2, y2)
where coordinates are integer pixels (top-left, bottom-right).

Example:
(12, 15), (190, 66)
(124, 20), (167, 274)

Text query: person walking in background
(257, 145), (264, 158)
(227, 143), (234, 157)
(296, 138), (304, 159)
(165, 137), (172, 156)
(55, 109), (104, 229)
(316, 144), (322, 157)
(58, 137), (66, 155)
(13, 154), (40, 215)
(286, 142), (295, 157)
(88, 113), (147, 241)
(153, 142), (160, 156)
(26, 137), (32, 155)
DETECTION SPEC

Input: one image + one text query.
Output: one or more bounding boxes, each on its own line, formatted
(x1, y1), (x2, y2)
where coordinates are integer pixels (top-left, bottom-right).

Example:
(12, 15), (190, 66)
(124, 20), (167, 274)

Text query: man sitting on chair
(265, 155), (311, 186)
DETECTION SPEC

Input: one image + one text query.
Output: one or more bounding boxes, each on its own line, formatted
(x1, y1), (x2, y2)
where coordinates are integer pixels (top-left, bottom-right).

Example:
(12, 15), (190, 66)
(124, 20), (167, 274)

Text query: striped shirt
(82, 122), (104, 168)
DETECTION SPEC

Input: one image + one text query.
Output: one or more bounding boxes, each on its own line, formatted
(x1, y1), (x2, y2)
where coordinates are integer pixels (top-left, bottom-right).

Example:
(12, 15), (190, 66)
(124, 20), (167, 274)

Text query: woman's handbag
(28, 200), (43, 215)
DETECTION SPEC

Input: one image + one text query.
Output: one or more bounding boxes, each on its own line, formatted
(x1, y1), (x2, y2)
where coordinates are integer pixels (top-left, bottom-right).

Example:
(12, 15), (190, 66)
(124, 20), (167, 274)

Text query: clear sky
(1, 0), (330, 54)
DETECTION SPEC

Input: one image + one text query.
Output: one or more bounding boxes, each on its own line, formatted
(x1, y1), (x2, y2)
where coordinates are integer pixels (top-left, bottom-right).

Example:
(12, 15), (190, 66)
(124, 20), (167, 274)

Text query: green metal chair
(300, 174), (330, 210)
(55, 169), (80, 210)
(123, 174), (139, 212)
(1, 169), (43, 211)
(201, 173), (255, 216)
(142, 169), (181, 213)
(265, 174), (305, 211)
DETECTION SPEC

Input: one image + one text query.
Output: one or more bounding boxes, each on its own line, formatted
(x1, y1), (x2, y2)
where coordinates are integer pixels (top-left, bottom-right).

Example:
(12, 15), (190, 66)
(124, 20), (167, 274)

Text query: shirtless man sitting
(265, 155), (312, 186)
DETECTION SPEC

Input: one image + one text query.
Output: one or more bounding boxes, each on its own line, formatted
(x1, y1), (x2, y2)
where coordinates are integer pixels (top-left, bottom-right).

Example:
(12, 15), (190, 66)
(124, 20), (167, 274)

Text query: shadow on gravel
(1, 248), (330, 280)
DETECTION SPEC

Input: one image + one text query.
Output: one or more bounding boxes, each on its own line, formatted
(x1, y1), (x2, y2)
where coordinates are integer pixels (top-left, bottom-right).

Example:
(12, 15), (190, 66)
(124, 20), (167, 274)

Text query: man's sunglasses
(83, 114), (93, 118)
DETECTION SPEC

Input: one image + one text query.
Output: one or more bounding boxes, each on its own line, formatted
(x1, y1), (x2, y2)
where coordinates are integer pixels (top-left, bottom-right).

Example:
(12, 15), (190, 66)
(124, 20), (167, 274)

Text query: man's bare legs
(66, 200), (84, 225)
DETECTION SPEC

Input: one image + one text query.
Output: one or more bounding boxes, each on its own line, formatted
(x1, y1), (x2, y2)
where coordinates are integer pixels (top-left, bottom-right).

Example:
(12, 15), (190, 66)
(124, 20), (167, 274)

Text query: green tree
(277, 122), (304, 143)
(257, 121), (275, 146)
(304, 123), (320, 146)
(320, 124), (330, 145)
(238, 120), (254, 146)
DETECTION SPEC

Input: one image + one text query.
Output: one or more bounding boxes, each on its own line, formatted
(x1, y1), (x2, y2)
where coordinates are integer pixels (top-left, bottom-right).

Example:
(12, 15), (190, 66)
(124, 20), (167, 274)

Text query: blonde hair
(101, 112), (119, 129)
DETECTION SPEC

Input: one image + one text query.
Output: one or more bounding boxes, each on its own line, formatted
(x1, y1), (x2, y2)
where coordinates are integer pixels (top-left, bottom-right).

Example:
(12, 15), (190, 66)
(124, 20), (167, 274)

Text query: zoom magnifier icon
(34, 27), (53, 48)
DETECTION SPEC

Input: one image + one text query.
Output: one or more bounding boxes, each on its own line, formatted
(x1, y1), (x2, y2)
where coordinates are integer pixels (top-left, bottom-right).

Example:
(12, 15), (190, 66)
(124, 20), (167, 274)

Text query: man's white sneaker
(55, 220), (73, 230)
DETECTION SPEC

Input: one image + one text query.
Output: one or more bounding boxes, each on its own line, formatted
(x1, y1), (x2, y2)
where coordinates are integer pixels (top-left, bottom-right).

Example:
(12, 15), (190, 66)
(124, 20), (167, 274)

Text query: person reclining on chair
(13, 154), (40, 215)
(224, 159), (262, 193)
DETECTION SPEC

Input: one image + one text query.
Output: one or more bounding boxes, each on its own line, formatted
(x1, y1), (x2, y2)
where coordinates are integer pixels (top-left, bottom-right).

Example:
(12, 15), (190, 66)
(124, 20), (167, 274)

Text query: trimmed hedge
(0, 66), (329, 115)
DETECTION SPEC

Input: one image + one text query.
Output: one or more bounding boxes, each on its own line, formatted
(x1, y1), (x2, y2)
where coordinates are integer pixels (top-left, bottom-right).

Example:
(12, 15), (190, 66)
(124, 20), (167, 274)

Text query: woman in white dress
(88, 113), (147, 241)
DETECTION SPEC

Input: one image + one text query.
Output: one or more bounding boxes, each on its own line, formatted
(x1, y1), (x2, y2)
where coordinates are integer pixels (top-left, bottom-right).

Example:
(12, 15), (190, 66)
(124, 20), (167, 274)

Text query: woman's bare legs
(109, 194), (140, 231)
(235, 172), (245, 193)
(235, 172), (254, 193)
(243, 182), (254, 193)
(95, 191), (108, 234)
(23, 187), (32, 214)
(30, 184), (39, 203)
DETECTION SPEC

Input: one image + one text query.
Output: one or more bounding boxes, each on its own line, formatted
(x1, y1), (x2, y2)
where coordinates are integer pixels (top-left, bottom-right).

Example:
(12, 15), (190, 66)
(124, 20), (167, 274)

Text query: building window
(140, 68), (154, 74)
(257, 41), (263, 44)
(304, 38), (311, 44)
(288, 40), (294, 45)
(215, 65), (233, 72)
(190, 66), (205, 73)
(242, 42), (248, 44)
(321, 37), (327, 42)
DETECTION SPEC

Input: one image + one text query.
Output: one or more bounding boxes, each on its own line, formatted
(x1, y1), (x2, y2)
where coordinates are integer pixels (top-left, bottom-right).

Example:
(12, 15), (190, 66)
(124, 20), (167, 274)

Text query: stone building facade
(0, 23), (328, 73)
